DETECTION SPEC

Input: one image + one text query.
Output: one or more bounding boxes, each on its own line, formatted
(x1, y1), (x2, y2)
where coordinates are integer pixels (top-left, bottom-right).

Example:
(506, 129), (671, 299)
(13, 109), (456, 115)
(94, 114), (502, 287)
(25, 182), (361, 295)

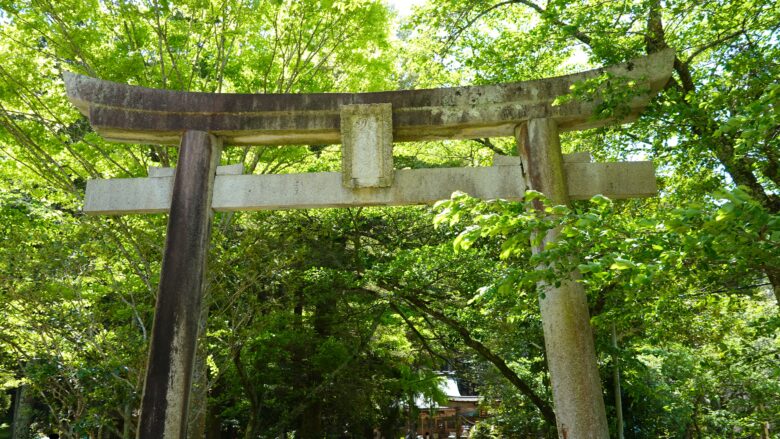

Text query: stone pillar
(516, 119), (609, 439)
(137, 131), (222, 439)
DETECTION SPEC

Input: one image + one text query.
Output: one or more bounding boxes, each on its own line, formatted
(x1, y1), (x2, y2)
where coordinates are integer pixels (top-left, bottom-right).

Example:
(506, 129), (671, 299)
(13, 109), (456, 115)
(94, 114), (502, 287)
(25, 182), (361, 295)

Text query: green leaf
(610, 258), (635, 270)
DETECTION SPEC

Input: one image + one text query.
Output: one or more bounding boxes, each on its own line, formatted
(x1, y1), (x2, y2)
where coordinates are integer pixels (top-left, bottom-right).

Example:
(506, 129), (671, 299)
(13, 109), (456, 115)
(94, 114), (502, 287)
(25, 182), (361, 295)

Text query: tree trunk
(232, 347), (260, 439)
(11, 385), (33, 439)
(204, 402), (222, 439)
(297, 298), (335, 438)
(455, 407), (461, 439)
(189, 301), (213, 439)
(612, 325), (624, 439)
(298, 403), (323, 439)
(765, 268), (780, 307)
(122, 402), (132, 439)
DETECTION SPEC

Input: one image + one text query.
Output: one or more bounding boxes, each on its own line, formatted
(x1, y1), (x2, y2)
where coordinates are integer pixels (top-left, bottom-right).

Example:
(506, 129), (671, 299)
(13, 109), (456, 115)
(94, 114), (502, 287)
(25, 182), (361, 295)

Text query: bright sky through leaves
(386, 0), (426, 17)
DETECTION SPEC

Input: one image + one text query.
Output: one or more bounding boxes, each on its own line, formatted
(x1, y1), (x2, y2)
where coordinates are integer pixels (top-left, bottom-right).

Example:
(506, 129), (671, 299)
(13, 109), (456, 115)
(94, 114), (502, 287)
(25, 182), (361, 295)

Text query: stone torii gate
(64, 49), (673, 439)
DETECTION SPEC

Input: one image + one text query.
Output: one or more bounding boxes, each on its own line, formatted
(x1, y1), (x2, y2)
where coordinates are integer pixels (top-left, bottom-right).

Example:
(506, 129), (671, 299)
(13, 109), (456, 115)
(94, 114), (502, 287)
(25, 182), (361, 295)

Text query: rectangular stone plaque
(340, 103), (393, 188)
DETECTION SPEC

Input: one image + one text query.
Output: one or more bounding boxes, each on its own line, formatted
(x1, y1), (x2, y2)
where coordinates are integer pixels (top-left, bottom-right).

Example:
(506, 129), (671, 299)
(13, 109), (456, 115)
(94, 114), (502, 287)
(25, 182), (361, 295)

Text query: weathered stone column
(137, 131), (222, 439)
(516, 119), (609, 439)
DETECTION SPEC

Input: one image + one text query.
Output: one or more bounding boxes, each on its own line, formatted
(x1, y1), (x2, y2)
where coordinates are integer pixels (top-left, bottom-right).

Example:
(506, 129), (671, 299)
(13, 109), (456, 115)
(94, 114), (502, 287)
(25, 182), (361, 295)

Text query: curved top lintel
(64, 49), (674, 146)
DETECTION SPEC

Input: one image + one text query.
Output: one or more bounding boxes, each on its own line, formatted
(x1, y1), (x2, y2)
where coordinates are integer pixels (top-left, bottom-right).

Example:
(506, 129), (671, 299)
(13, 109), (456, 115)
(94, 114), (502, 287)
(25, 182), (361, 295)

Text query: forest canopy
(0, 0), (778, 438)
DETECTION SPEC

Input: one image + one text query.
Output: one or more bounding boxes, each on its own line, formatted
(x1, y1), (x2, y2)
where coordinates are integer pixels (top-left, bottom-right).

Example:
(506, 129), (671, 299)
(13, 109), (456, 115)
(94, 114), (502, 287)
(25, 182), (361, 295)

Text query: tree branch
(362, 283), (557, 426)
(472, 138), (509, 156)
(684, 29), (745, 65)
(389, 301), (452, 365)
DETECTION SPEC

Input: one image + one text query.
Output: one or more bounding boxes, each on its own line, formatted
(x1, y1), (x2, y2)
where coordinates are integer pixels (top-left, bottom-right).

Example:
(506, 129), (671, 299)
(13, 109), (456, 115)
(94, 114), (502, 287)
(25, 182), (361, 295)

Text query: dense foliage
(0, 0), (777, 438)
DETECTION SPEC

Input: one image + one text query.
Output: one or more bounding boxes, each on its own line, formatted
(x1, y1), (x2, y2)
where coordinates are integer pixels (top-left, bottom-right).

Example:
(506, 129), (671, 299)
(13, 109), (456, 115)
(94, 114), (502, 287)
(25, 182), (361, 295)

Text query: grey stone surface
(562, 151), (592, 163)
(518, 119), (609, 439)
(148, 164), (244, 178)
(340, 104), (393, 188)
(214, 166), (525, 211)
(566, 161), (656, 199)
(83, 159), (656, 214)
(63, 49), (675, 146)
(136, 131), (222, 439)
(492, 154), (523, 167)
(494, 151), (592, 166)
(85, 176), (174, 214)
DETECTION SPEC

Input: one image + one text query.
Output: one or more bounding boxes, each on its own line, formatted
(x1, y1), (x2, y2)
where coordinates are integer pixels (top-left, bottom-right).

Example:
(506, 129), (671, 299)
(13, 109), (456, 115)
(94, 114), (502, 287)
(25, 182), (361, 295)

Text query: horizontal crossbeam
(63, 50), (674, 146)
(83, 160), (656, 214)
